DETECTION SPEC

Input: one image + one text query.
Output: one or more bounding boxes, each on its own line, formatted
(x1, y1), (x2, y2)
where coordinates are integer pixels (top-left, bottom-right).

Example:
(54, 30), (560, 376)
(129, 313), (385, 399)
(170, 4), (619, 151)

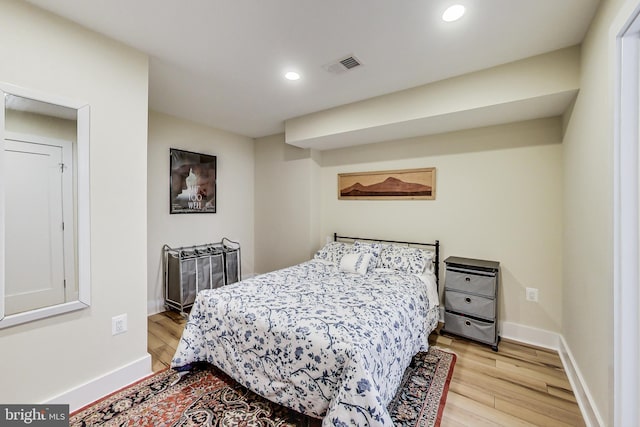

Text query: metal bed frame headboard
(333, 233), (441, 289)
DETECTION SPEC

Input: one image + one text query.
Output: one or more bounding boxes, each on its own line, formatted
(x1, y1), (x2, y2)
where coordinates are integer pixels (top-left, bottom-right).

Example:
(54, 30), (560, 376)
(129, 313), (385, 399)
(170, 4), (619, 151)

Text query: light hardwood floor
(148, 311), (585, 426)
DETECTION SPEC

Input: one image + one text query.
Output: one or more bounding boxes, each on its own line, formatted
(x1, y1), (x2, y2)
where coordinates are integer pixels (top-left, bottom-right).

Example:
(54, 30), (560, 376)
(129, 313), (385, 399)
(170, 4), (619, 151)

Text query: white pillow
(339, 252), (373, 275)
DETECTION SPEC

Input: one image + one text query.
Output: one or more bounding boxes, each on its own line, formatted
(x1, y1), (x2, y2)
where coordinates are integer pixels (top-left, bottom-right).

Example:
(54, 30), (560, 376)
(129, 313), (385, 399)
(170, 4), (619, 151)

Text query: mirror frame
(0, 83), (91, 329)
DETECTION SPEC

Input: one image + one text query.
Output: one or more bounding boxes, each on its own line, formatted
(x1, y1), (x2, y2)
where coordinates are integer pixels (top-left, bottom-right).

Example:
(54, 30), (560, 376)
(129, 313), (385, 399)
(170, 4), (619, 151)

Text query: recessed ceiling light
(284, 71), (300, 81)
(442, 4), (465, 22)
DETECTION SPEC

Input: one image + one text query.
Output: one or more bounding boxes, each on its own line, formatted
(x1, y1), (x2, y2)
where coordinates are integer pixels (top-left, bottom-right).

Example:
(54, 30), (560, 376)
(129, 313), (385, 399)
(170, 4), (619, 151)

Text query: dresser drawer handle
(465, 320), (471, 326)
(465, 297), (471, 303)
(465, 277), (471, 282)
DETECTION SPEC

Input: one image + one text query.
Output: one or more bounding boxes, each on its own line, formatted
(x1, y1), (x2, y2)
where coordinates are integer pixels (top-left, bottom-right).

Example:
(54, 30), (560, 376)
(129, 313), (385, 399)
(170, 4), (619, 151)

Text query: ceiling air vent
(323, 54), (363, 74)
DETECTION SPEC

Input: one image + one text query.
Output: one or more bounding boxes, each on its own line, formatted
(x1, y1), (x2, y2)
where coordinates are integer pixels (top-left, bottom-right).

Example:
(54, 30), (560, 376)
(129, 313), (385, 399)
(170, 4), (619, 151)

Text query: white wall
(319, 118), (564, 333)
(0, 0), (149, 407)
(254, 134), (321, 273)
(5, 110), (76, 142)
(562, 0), (627, 424)
(147, 111), (255, 314)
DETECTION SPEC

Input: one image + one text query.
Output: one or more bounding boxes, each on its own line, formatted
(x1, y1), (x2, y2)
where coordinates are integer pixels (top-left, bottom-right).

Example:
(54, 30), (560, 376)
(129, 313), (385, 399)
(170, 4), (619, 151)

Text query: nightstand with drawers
(442, 256), (500, 351)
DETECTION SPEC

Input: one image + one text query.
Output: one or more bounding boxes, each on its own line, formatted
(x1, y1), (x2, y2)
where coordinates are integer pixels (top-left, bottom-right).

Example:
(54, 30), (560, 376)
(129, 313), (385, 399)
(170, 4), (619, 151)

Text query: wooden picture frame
(338, 167), (436, 200)
(170, 148), (217, 214)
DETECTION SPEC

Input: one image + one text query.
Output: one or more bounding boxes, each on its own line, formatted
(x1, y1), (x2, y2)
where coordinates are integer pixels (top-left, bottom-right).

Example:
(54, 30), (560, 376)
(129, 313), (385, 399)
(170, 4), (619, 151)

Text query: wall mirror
(0, 83), (90, 329)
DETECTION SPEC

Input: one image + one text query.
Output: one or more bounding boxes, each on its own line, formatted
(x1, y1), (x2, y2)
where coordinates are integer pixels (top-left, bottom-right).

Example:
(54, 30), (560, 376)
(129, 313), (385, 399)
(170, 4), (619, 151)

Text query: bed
(171, 234), (441, 426)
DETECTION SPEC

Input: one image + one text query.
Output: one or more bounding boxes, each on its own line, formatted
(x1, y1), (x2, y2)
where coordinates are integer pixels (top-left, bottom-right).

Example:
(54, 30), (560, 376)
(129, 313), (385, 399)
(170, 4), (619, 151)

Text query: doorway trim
(613, 2), (640, 426)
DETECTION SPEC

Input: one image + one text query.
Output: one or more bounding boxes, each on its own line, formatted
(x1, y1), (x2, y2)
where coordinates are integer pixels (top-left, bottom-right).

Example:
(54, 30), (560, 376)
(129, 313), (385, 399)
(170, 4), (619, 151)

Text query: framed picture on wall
(170, 148), (217, 214)
(338, 167), (436, 200)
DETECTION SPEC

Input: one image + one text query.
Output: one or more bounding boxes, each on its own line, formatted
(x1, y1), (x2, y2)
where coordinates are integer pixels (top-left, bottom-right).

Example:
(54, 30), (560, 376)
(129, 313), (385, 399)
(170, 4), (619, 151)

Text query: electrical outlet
(112, 314), (128, 335)
(525, 287), (539, 302)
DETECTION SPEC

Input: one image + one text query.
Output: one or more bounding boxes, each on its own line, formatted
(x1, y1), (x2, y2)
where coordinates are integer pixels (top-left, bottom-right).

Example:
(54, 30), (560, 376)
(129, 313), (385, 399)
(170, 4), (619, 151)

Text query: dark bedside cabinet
(442, 256), (500, 351)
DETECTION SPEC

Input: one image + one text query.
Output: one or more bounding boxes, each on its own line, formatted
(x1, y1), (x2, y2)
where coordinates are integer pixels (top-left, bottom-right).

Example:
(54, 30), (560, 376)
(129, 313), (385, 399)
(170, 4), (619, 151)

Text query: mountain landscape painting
(338, 167), (436, 200)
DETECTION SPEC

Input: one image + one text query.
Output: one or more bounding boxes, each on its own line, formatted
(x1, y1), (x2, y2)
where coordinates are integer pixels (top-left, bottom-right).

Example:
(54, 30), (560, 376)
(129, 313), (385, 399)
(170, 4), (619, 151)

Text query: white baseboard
(558, 336), (605, 427)
(45, 354), (152, 412)
(499, 321), (560, 350)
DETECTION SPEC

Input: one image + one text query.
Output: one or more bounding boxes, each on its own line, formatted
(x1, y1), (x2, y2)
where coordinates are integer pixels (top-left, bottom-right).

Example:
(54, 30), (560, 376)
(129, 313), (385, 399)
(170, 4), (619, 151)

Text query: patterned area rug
(70, 347), (456, 427)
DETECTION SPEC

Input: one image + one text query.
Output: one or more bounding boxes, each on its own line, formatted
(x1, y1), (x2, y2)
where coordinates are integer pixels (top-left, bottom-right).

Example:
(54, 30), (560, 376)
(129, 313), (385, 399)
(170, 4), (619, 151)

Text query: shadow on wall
(319, 117), (562, 167)
(150, 247), (164, 314)
(284, 141), (313, 161)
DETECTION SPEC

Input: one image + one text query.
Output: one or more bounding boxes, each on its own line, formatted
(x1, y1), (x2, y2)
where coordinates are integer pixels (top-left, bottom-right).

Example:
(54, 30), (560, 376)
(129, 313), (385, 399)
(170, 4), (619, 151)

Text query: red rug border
(434, 351), (457, 427)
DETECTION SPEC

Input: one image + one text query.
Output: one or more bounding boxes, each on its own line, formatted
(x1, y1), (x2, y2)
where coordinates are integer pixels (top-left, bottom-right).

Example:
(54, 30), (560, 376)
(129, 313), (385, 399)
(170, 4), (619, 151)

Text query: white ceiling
(24, 0), (600, 139)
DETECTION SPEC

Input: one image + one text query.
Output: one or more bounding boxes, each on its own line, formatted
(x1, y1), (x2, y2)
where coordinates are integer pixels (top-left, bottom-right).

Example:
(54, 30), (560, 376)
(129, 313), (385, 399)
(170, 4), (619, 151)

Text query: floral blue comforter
(171, 260), (439, 426)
